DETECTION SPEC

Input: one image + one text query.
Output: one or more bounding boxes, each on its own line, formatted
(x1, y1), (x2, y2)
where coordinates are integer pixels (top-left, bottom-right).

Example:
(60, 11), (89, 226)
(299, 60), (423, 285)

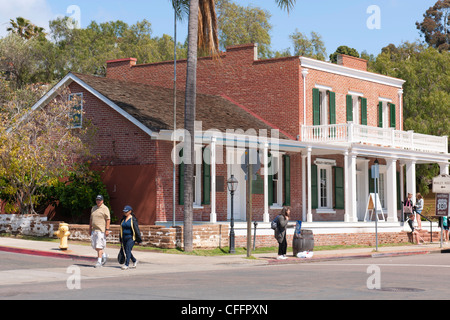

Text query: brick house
(32, 43), (449, 241)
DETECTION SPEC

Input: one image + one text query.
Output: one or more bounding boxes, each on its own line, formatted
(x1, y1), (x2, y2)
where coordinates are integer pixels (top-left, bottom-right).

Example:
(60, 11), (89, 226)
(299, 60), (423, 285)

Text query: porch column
(307, 147), (313, 222)
(386, 157), (398, 222)
(210, 137), (217, 223)
(302, 153), (307, 221)
(405, 160), (416, 204)
(347, 152), (358, 222)
(263, 142), (269, 222)
(440, 162), (449, 175)
(398, 89), (403, 131)
(343, 151), (350, 222)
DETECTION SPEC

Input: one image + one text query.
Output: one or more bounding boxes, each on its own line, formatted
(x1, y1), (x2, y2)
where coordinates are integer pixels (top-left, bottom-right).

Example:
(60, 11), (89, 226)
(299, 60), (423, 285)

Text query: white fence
(301, 122), (448, 154)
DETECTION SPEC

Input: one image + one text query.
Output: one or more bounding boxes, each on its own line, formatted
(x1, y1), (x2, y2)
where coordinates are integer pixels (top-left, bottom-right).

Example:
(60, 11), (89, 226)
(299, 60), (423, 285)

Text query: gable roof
(32, 72), (289, 140)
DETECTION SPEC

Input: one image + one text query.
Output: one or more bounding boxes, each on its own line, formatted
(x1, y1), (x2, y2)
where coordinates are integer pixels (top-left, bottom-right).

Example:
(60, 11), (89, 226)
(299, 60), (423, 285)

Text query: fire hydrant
(54, 223), (70, 250)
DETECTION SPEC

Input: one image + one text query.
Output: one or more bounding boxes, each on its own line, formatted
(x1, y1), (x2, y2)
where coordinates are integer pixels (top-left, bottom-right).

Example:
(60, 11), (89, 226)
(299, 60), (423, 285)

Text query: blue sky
(0, 0), (436, 58)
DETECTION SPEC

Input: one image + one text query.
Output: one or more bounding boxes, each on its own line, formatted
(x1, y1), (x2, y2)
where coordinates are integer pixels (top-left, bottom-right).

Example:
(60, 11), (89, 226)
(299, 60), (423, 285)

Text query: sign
(241, 149), (261, 180)
(432, 174), (450, 193)
(435, 193), (450, 217)
(364, 193), (385, 221)
(371, 164), (379, 179)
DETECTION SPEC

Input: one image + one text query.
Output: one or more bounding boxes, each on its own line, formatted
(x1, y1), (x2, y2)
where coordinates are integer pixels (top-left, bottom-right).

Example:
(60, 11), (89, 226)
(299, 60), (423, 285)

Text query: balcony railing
(301, 122), (448, 154)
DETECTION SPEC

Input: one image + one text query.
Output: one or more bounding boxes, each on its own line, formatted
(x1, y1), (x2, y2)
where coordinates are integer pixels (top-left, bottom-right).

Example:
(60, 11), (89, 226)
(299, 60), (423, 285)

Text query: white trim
(30, 73), (154, 138)
(315, 84), (332, 91)
(300, 57), (405, 88)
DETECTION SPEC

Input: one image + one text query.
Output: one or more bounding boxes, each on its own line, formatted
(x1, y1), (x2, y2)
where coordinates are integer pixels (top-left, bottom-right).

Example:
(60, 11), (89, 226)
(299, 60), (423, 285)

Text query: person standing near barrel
(275, 207), (290, 260)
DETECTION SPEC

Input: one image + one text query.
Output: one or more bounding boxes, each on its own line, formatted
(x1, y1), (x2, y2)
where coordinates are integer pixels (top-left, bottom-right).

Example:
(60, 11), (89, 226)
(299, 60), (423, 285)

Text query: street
(1, 250), (449, 302)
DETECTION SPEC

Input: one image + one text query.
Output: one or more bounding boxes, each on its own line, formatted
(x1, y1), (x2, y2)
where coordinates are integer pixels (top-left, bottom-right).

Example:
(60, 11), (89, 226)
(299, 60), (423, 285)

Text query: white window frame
(68, 93), (83, 129)
(193, 146), (203, 208)
(379, 97), (392, 129)
(315, 84), (332, 125)
(349, 91), (364, 125)
(315, 158), (335, 213)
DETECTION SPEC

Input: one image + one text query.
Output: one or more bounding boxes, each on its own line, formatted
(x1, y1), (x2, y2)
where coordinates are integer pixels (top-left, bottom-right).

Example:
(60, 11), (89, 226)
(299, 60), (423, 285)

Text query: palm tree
(172, 0), (296, 252)
(7, 17), (45, 40)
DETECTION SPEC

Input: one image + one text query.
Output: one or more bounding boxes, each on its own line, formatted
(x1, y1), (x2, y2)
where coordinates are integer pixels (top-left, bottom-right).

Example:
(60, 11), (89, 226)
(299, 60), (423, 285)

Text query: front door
(227, 148), (246, 221)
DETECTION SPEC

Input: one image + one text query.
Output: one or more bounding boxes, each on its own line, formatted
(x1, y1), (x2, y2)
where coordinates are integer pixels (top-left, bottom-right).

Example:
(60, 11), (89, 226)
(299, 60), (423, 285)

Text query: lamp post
(372, 159), (379, 251)
(227, 175), (238, 254)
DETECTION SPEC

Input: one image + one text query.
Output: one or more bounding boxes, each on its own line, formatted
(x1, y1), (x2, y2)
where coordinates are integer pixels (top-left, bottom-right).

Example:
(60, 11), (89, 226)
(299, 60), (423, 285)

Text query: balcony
(301, 122), (448, 154)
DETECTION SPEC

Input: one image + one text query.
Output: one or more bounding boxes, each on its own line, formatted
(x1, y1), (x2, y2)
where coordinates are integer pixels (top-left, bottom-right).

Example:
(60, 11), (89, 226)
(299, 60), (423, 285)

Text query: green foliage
(44, 164), (110, 223)
(289, 30), (327, 60)
(329, 45), (360, 63)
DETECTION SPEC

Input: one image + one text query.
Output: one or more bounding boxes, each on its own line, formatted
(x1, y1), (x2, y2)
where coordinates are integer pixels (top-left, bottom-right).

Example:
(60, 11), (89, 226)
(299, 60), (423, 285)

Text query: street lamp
(227, 175), (238, 254)
(372, 159), (379, 251)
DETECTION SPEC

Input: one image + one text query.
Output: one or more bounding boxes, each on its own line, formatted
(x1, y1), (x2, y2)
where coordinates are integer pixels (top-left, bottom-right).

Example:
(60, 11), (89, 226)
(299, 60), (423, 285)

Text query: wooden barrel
(292, 229), (314, 256)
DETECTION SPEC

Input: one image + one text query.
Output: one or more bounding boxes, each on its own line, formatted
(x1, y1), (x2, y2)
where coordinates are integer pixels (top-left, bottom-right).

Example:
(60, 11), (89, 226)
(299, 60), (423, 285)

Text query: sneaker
(121, 265), (129, 270)
(94, 262), (102, 268)
(131, 260), (138, 269)
(277, 255), (287, 260)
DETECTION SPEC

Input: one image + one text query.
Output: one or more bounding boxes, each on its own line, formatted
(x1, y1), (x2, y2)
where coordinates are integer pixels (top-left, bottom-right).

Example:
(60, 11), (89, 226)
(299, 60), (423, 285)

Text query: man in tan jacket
(89, 195), (110, 268)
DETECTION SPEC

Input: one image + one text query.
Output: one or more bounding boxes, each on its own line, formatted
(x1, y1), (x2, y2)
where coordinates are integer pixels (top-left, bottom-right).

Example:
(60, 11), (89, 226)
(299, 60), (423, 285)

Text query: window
(378, 100), (396, 128)
(311, 158), (336, 212)
(312, 87), (335, 126)
(268, 153), (291, 207)
(68, 93), (83, 128)
(346, 92), (367, 125)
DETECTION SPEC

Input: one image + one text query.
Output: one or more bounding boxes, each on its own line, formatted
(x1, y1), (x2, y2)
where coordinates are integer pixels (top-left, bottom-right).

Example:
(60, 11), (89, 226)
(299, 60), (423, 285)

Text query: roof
(71, 73), (288, 139)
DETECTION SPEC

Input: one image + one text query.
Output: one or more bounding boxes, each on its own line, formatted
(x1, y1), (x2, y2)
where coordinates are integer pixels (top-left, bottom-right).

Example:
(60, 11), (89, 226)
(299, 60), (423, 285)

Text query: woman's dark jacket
(119, 214), (142, 244)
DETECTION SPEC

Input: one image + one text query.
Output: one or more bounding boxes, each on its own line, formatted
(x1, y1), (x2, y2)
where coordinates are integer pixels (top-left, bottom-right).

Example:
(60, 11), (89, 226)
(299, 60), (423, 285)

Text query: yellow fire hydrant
(54, 223), (70, 250)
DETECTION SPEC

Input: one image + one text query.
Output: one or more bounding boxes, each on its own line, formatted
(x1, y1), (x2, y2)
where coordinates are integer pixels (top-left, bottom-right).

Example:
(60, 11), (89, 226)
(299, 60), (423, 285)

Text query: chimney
(106, 58), (137, 80)
(337, 54), (367, 71)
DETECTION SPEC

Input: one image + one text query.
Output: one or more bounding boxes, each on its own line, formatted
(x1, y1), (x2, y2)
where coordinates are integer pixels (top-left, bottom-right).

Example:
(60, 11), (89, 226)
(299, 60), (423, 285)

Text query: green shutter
(397, 171), (401, 210)
(328, 91), (336, 125)
(252, 174), (264, 194)
(268, 152), (273, 206)
(390, 103), (396, 128)
(368, 169), (375, 194)
(378, 101), (383, 127)
(311, 164), (318, 209)
(334, 167), (344, 209)
(283, 155), (291, 206)
(313, 88), (320, 125)
(360, 97), (367, 125)
(179, 149), (184, 205)
(346, 95), (353, 122)
(202, 147), (211, 205)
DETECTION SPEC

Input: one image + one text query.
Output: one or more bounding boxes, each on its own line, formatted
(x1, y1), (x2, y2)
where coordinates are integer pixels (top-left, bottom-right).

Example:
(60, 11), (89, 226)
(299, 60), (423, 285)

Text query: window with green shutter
(179, 148), (184, 205)
(334, 167), (344, 209)
(313, 88), (320, 125)
(283, 155), (291, 206)
(360, 97), (367, 125)
(328, 91), (336, 125)
(389, 103), (396, 128)
(311, 164), (318, 209)
(378, 101), (383, 127)
(346, 95), (353, 122)
(202, 147), (211, 205)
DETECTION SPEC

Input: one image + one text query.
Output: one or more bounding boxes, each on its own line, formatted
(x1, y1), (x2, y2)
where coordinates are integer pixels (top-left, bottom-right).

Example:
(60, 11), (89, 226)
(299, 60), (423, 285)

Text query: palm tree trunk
(183, 0), (199, 252)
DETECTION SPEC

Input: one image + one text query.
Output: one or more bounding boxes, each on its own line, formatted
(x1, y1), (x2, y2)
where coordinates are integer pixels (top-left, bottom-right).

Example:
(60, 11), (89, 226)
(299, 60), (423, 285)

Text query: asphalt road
(1, 250), (449, 302)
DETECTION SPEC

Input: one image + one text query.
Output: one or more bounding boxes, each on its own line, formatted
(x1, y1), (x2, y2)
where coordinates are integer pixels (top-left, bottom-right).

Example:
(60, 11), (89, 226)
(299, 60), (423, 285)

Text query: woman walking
(119, 205), (142, 270)
(275, 207), (290, 260)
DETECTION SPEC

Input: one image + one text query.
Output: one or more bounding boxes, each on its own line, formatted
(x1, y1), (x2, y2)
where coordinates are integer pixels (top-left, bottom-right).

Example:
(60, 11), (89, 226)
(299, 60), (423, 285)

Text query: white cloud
(0, 0), (54, 37)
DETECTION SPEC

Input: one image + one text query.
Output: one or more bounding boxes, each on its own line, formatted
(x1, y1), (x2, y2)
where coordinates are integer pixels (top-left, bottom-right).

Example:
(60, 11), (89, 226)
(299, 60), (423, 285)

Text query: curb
(0, 246), (96, 262)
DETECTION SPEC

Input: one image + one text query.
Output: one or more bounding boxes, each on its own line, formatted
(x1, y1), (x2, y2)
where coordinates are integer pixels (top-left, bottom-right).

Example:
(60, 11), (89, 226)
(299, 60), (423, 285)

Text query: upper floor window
(346, 92), (367, 125)
(378, 99), (396, 128)
(312, 86), (335, 126)
(68, 93), (83, 128)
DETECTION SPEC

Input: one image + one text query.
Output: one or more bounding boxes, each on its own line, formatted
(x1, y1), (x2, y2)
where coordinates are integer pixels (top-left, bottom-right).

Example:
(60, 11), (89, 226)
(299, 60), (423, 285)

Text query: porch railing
(301, 122), (448, 154)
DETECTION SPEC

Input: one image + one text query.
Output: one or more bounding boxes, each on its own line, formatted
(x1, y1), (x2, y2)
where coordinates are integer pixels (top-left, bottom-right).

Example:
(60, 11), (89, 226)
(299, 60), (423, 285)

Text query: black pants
(278, 234), (287, 255)
(123, 236), (136, 266)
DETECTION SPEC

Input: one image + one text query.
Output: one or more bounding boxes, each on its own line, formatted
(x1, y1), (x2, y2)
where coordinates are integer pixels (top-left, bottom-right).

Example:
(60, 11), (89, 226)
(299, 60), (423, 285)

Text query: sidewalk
(1, 237), (449, 269)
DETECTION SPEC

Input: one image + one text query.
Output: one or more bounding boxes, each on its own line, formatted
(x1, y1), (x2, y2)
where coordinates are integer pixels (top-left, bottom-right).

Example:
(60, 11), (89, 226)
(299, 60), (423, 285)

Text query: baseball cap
(96, 195), (104, 201)
(123, 205), (133, 212)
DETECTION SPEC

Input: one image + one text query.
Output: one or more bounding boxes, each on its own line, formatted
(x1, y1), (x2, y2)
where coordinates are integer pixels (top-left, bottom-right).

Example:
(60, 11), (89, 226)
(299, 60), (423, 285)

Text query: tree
(372, 41), (450, 193)
(7, 17), (46, 40)
(416, 0), (450, 51)
(329, 45), (359, 63)
(171, 0), (296, 252)
(289, 30), (326, 60)
(216, 0), (273, 58)
(0, 88), (92, 214)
